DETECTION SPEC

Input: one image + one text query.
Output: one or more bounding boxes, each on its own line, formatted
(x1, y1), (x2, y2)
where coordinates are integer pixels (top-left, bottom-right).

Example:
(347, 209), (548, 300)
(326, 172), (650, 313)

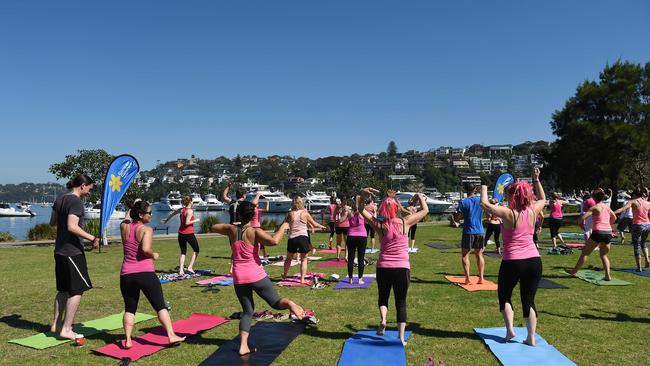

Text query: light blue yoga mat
(338, 330), (411, 366)
(614, 268), (650, 278)
(474, 327), (575, 366)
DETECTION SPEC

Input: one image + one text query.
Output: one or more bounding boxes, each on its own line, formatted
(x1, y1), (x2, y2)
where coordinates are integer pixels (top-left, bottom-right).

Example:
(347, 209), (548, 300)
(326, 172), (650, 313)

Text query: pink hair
(379, 197), (399, 220)
(506, 181), (534, 212)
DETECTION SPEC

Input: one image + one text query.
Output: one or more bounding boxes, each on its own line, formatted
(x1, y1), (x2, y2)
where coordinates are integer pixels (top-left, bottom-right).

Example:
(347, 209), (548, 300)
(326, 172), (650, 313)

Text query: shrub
(0, 231), (15, 242)
(261, 218), (279, 231)
(84, 218), (101, 239)
(28, 224), (57, 241)
(200, 215), (220, 233)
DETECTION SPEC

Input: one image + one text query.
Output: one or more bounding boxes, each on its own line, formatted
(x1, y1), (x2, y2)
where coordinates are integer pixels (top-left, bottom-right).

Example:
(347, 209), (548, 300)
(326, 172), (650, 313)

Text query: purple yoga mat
(334, 276), (375, 289)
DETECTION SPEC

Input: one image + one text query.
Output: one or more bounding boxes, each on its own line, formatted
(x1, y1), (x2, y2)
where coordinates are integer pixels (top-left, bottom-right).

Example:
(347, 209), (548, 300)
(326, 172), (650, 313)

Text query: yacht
(194, 194), (227, 211)
(190, 193), (205, 205)
(154, 191), (183, 211)
(15, 201), (32, 210)
(0, 203), (36, 217)
(83, 204), (127, 220)
(395, 192), (453, 214)
(304, 191), (331, 213)
(245, 189), (292, 213)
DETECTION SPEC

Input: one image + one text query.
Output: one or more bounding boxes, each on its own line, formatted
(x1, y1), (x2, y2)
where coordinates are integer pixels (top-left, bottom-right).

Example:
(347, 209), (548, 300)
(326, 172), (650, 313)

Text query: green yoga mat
(561, 270), (632, 286)
(9, 312), (156, 349)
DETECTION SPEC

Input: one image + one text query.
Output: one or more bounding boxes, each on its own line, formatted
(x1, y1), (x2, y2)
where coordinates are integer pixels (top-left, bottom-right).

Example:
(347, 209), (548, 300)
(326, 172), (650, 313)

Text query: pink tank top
(337, 207), (350, 228)
(178, 207), (194, 234)
(231, 226), (266, 284)
(347, 213), (367, 237)
(632, 198), (650, 225)
(328, 204), (338, 222)
(289, 209), (308, 238)
(377, 218), (410, 269)
(120, 223), (155, 276)
(550, 201), (563, 219)
(250, 208), (262, 228)
(583, 198), (596, 213)
(592, 203), (612, 231)
(500, 208), (540, 261)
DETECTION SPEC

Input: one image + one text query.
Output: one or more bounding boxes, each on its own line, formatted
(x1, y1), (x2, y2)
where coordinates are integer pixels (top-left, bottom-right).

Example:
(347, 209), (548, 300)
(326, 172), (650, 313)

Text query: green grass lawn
(1, 224), (649, 365)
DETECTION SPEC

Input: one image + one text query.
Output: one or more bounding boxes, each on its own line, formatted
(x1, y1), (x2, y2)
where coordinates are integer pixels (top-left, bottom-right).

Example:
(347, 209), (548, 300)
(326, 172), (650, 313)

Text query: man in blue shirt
(452, 183), (485, 285)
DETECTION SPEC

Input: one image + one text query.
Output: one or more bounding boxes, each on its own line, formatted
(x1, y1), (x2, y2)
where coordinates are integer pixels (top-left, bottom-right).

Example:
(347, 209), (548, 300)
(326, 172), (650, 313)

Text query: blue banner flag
(493, 173), (514, 203)
(100, 155), (140, 237)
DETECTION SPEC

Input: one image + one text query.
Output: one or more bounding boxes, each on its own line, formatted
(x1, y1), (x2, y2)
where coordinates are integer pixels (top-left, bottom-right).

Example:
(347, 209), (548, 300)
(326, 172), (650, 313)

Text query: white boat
(83, 204), (127, 220)
(154, 191), (183, 211)
(190, 192), (205, 205)
(304, 191), (331, 213)
(15, 201), (32, 210)
(395, 192), (453, 214)
(0, 203), (36, 217)
(245, 190), (292, 213)
(194, 194), (227, 211)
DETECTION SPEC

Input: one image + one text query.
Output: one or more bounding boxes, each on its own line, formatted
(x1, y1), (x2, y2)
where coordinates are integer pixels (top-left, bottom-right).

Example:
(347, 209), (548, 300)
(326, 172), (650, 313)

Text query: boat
(245, 189), (292, 213)
(395, 192), (453, 214)
(153, 191), (183, 211)
(0, 203), (37, 217)
(15, 201), (32, 210)
(190, 193), (205, 206)
(304, 191), (331, 213)
(83, 204), (127, 220)
(194, 194), (227, 211)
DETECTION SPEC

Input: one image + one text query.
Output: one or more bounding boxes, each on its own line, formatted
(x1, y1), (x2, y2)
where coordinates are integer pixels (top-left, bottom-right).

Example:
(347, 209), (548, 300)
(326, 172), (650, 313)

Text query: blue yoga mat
(338, 330), (411, 366)
(474, 327), (575, 366)
(614, 268), (650, 278)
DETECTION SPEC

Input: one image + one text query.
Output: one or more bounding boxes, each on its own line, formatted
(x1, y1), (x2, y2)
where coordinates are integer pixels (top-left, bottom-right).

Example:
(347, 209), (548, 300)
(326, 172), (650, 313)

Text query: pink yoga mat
(195, 275), (231, 285)
(277, 273), (324, 287)
(319, 249), (338, 253)
(93, 313), (228, 362)
(316, 259), (347, 268)
(563, 243), (585, 248)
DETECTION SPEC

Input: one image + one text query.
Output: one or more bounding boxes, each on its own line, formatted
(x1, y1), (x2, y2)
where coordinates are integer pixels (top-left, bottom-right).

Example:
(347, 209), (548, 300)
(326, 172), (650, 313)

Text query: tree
(387, 141), (398, 157)
(546, 61), (650, 208)
(331, 162), (385, 200)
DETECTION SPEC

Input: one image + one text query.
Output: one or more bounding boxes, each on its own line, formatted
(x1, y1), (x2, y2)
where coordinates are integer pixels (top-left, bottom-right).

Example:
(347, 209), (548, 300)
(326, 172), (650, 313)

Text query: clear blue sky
(1, 0), (649, 183)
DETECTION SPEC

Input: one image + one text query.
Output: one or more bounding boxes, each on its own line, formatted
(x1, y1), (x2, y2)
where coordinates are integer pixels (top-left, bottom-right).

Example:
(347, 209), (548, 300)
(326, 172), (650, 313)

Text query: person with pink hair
(480, 167), (546, 347)
(358, 188), (428, 347)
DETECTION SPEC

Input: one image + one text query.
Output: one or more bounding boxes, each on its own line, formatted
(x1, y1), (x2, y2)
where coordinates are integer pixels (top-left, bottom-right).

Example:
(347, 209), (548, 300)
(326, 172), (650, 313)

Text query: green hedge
(0, 231), (15, 242)
(28, 224), (57, 241)
(200, 215), (220, 233)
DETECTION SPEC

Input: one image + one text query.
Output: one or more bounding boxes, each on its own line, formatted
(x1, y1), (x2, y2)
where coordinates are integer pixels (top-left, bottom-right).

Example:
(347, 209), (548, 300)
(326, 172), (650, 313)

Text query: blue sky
(1, 0), (649, 183)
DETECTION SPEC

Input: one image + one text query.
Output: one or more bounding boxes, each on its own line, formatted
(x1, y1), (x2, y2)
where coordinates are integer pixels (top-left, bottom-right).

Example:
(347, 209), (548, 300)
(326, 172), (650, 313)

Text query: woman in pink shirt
(346, 198), (368, 283)
(359, 188), (428, 347)
(614, 189), (650, 271)
(324, 196), (338, 250)
(548, 192), (567, 248)
(480, 167), (546, 347)
(569, 188), (617, 280)
(211, 201), (314, 356)
(120, 201), (185, 348)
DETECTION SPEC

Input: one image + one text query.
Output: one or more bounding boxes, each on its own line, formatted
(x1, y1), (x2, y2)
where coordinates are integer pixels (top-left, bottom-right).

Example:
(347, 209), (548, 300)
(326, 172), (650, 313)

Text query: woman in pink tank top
(282, 197), (325, 284)
(480, 167), (546, 347)
(324, 197), (338, 249)
(161, 196), (201, 275)
(614, 189), (650, 271)
(120, 201), (185, 348)
(250, 191), (270, 257)
(358, 188), (428, 347)
(569, 188), (617, 281)
(210, 201), (316, 356)
(548, 193), (567, 248)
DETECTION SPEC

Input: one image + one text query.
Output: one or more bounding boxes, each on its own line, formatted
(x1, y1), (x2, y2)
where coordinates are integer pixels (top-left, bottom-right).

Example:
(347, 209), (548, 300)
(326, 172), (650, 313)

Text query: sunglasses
(145, 211), (153, 215)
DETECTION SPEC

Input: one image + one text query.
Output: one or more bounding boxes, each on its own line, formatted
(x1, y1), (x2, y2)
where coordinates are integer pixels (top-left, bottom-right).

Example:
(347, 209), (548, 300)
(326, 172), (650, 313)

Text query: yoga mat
(9, 312), (156, 350)
(196, 275), (232, 285)
(277, 273), (323, 287)
(444, 276), (498, 291)
(338, 330), (411, 366)
(319, 249), (338, 254)
(94, 313), (228, 362)
(538, 278), (568, 289)
(272, 259), (299, 267)
(334, 276), (375, 289)
(159, 269), (213, 284)
(562, 243), (585, 248)
(426, 243), (457, 249)
(474, 327), (576, 366)
(199, 321), (306, 366)
(317, 258), (347, 268)
(484, 251), (501, 258)
(614, 268), (650, 278)
(561, 270), (632, 286)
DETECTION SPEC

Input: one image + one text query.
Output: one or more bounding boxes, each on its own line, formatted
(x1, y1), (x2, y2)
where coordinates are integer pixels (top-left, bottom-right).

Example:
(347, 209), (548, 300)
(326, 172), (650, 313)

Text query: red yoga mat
(319, 249), (338, 254)
(563, 243), (585, 248)
(316, 259), (347, 268)
(93, 313), (228, 362)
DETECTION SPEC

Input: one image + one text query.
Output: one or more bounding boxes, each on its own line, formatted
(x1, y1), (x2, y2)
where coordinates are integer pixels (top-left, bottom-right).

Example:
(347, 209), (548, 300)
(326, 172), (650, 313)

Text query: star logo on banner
(497, 184), (505, 194)
(109, 174), (123, 192)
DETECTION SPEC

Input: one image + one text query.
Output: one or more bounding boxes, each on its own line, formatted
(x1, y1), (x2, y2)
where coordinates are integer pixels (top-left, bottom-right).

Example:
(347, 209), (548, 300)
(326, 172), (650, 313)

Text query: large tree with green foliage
(331, 162), (385, 200)
(387, 141), (398, 157)
(546, 61), (650, 205)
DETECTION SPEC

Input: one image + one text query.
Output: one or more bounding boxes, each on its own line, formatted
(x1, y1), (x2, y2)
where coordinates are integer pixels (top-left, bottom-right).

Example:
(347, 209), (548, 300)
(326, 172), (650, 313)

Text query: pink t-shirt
(288, 209), (308, 239)
(250, 208), (262, 228)
(121, 223), (155, 276)
(549, 201), (563, 219)
(231, 229), (266, 284)
(328, 204), (338, 222)
(337, 207), (350, 228)
(582, 198), (596, 214)
(377, 218), (410, 269)
(347, 213), (367, 237)
(632, 198), (650, 225)
(500, 208), (540, 261)
(592, 203), (612, 231)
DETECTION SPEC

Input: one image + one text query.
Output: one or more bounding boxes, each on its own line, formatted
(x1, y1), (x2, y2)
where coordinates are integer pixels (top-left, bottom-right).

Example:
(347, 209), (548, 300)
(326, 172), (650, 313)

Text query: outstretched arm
(480, 185), (511, 219)
(161, 208), (182, 224)
(531, 167), (547, 214)
(358, 189), (381, 233)
(304, 212), (326, 230)
(255, 222), (290, 246)
(613, 200), (633, 215)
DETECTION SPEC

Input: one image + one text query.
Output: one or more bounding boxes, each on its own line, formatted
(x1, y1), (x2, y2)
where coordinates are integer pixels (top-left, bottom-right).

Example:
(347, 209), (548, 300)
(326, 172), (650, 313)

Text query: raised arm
(221, 182), (233, 204)
(404, 194), (428, 226)
(254, 222), (290, 246)
(359, 188), (381, 232)
(480, 185), (511, 219)
(251, 192), (262, 207)
(531, 167), (546, 214)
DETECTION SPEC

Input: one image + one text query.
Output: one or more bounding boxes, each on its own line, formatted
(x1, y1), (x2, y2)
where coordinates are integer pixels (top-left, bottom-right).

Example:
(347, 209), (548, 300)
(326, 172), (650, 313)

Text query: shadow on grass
(0, 314), (49, 332)
(409, 323), (478, 340)
(207, 256), (232, 260)
(410, 277), (449, 285)
(305, 325), (355, 340)
(541, 309), (650, 324)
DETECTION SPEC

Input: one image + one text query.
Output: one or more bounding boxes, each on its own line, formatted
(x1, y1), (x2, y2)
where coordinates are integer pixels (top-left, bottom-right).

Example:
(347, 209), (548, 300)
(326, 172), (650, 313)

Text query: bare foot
(566, 269), (577, 277)
(168, 334), (186, 344)
(636, 267), (643, 272)
(124, 339), (133, 349)
(401, 340), (408, 347)
(179, 271), (185, 276)
(50, 321), (62, 334)
(645, 261), (650, 268)
(187, 268), (195, 274)
(376, 323), (386, 336)
(463, 278), (472, 286)
(58, 329), (77, 341)
(477, 278), (484, 285)
(239, 345), (256, 356)
(603, 276), (611, 281)
(505, 330), (516, 342)
(523, 337), (536, 347)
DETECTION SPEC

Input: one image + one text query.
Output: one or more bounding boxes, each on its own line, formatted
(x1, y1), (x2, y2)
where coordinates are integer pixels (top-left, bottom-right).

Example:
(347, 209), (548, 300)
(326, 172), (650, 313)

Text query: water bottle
(425, 357), (434, 366)
(165, 301), (172, 313)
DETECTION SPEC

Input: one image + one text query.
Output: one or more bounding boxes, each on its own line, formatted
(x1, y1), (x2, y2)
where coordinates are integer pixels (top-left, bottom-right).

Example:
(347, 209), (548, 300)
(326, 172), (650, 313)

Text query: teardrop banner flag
(100, 155), (140, 240)
(493, 173), (514, 203)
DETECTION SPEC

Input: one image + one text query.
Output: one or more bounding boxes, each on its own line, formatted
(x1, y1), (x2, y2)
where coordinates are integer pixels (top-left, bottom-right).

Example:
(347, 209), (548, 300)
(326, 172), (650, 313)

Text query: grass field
(1, 224), (649, 366)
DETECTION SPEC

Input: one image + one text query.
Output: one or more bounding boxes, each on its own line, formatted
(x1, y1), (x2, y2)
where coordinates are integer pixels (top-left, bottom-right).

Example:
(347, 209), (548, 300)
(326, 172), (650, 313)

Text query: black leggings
(377, 267), (410, 323)
(178, 233), (200, 255)
(498, 257), (542, 318)
(408, 224), (418, 240)
(549, 218), (562, 238)
(485, 223), (501, 248)
(346, 236), (367, 279)
(234, 276), (282, 332)
(120, 272), (167, 314)
(329, 222), (336, 238)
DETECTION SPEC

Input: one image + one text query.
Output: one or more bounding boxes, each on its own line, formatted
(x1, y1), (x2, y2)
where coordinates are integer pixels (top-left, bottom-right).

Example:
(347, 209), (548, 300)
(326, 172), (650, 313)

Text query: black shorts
(335, 226), (349, 235)
(55, 253), (93, 296)
(365, 224), (375, 239)
(461, 233), (485, 250)
(617, 217), (633, 232)
(287, 235), (311, 253)
(590, 230), (612, 244)
(329, 222), (336, 236)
